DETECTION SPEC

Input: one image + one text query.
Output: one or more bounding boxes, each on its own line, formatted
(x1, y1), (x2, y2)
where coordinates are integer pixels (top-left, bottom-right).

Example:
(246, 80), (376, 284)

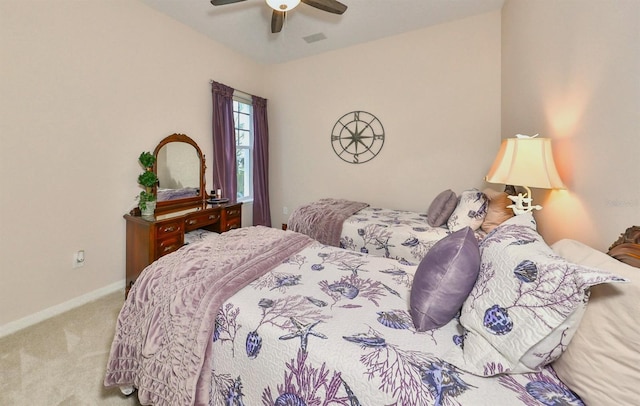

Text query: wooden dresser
(124, 202), (242, 295)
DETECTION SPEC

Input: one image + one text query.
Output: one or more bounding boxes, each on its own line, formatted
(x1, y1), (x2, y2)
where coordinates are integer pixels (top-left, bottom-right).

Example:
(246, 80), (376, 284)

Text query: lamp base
(506, 186), (542, 215)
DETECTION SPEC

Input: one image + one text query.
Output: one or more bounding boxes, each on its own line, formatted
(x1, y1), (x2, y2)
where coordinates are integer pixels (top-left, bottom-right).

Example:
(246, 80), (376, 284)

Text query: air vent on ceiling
(303, 32), (327, 44)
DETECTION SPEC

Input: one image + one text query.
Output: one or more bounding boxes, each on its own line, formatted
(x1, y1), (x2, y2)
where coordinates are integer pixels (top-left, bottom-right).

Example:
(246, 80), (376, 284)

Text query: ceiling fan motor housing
(211, 0), (347, 34)
(266, 0), (301, 11)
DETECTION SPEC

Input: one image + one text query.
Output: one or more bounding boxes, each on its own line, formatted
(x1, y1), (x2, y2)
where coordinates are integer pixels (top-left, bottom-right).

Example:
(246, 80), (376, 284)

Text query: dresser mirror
(153, 133), (206, 214)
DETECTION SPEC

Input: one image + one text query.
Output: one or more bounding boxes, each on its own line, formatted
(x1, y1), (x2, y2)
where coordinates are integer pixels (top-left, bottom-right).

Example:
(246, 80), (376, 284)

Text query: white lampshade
(485, 137), (565, 190)
(266, 0), (300, 11)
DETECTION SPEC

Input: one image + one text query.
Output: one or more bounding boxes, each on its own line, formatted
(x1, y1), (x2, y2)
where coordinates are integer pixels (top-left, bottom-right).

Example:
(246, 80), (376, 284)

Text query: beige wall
(0, 0), (263, 330)
(3, 0), (637, 333)
(265, 12), (502, 228)
(1, 5), (500, 331)
(501, 0), (640, 250)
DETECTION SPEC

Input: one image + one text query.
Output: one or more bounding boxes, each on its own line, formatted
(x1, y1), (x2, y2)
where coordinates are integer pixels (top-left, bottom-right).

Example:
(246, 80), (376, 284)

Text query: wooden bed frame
(607, 226), (640, 268)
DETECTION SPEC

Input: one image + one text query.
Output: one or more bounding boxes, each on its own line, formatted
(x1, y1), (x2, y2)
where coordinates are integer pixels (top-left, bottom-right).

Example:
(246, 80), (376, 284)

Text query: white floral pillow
(447, 189), (488, 232)
(453, 213), (626, 376)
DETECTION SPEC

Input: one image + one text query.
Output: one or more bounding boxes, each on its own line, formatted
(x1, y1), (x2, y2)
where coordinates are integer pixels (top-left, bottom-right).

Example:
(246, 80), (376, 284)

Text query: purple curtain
(252, 95), (271, 227)
(211, 81), (237, 203)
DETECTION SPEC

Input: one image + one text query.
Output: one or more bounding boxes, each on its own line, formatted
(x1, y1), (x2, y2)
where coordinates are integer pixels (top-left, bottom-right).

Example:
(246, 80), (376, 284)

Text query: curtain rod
(209, 79), (253, 99)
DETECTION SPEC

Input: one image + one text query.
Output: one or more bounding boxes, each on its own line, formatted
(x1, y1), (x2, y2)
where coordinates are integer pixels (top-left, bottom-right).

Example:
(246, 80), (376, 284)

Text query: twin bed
(105, 201), (639, 405)
(286, 191), (490, 264)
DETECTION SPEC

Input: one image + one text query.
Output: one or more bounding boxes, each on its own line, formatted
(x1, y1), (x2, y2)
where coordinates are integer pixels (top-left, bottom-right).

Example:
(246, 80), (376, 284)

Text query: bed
(104, 217), (638, 406)
(287, 189), (507, 263)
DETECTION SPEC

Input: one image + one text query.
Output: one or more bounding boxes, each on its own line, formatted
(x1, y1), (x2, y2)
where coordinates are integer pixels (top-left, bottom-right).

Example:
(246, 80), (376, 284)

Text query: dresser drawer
(225, 206), (242, 219)
(185, 210), (221, 232)
(220, 204), (242, 232)
(224, 216), (241, 231)
(155, 220), (182, 236)
(156, 234), (183, 257)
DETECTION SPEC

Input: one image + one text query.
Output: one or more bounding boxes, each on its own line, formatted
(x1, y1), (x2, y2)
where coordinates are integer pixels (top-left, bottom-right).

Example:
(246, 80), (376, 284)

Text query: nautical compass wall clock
(331, 111), (385, 164)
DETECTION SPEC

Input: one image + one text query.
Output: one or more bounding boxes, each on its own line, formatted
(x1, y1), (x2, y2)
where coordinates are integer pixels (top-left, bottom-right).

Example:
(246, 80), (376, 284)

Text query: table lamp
(485, 134), (565, 215)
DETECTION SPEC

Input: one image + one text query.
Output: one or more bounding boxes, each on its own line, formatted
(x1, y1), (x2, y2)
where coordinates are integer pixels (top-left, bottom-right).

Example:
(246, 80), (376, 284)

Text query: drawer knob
(187, 219), (197, 225)
(163, 226), (176, 232)
(209, 215), (219, 220)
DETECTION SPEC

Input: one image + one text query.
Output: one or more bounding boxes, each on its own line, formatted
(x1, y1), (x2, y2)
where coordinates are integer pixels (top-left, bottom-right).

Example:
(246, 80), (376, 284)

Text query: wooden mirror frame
(153, 133), (207, 215)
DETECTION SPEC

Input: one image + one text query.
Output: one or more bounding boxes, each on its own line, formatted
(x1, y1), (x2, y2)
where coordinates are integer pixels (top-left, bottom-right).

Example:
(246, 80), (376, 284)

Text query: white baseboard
(0, 280), (125, 338)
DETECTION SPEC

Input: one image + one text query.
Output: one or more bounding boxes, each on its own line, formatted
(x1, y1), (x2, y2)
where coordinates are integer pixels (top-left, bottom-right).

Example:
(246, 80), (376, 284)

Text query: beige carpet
(0, 291), (141, 405)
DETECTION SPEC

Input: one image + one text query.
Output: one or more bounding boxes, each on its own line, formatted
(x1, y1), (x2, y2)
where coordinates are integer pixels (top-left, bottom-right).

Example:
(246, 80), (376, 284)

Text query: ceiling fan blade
(300, 0), (347, 14)
(271, 10), (285, 33)
(210, 0), (247, 6)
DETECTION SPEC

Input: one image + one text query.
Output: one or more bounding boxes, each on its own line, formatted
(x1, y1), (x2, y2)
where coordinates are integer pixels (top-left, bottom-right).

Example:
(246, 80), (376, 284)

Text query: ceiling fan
(210, 0), (348, 34)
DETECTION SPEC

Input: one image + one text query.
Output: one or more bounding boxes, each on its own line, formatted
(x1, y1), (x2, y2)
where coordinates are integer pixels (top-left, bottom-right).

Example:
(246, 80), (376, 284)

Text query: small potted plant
(137, 151), (158, 217)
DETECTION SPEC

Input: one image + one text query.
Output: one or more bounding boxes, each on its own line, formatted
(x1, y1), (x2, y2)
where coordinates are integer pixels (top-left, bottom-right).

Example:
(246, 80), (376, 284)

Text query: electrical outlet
(283, 206), (289, 215)
(73, 250), (85, 268)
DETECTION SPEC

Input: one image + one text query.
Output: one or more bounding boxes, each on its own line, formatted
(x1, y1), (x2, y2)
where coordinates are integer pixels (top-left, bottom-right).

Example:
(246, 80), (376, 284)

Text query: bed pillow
(447, 189), (488, 232)
(410, 227), (480, 331)
(454, 213), (626, 376)
(551, 239), (640, 406)
(480, 188), (514, 233)
(426, 189), (458, 227)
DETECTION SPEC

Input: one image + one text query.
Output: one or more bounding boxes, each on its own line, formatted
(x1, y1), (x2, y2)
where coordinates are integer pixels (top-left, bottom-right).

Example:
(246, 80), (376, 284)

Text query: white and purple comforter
(341, 207), (485, 263)
(105, 226), (582, 406)
(288, 199), (466, 262)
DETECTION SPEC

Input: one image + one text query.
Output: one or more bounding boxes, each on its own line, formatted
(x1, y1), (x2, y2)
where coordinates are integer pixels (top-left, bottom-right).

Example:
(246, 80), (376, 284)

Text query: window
(233, 97), (253, 201)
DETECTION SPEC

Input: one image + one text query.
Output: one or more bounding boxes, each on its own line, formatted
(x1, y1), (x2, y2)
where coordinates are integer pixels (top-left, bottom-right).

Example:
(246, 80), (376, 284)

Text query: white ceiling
(140, 0), (504, 65)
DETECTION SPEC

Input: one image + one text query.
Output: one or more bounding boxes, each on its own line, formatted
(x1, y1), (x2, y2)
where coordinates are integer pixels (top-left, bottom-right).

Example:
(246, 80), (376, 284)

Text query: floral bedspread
(208, 239), (582, 406)
(104, 227), (313, 405)
(340, 207), (485, 263)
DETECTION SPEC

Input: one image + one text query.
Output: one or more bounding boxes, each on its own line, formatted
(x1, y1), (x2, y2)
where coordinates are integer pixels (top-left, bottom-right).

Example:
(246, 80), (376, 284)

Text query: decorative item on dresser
(123, 133), (242, 296)
(607, 225), (640, 268)
(136, 151), (158, 217)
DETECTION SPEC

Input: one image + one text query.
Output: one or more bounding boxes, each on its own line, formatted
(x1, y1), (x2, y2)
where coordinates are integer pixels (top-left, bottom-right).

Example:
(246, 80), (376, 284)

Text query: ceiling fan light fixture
(265, 0), (300, 11)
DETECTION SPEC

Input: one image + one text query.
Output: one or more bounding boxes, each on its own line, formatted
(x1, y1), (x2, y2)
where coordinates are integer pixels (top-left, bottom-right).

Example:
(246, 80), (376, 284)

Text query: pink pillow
(481, 188), (514, 233)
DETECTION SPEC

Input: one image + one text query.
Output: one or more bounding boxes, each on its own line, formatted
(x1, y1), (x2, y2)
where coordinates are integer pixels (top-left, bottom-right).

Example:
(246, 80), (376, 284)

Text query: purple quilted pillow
(409, 227), (481, 331)
(454, 213), (627, 376)
(426, 189), (458, 227)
